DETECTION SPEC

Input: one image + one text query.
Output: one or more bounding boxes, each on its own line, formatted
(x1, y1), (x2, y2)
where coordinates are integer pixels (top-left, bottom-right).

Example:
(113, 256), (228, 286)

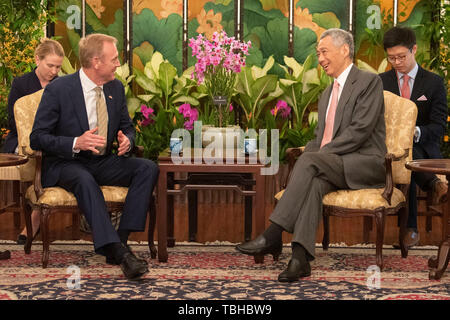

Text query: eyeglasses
(387, 49), (412, 63)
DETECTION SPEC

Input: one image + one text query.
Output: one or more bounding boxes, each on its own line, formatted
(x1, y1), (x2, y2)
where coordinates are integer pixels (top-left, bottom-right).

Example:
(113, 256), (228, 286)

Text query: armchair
(14, 89), (156, 268)
(276, 91), (418, 270)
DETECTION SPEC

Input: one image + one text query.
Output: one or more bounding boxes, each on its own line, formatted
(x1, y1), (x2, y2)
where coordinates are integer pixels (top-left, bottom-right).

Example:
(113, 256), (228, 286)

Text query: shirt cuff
(72, 137), (80, 153)
(414, 126), (421, 143)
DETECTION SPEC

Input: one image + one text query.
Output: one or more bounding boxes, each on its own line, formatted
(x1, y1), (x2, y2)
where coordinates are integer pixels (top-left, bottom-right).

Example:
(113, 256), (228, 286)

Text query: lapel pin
(108, 95), (113, 99)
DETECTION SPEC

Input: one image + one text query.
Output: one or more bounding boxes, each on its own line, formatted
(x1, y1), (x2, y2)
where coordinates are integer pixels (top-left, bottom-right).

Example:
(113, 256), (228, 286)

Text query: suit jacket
(305, 65), (387, 189)
(2, 70), (42, 153)
(379, 66), (447, 159)
(30, 71), (135, 187)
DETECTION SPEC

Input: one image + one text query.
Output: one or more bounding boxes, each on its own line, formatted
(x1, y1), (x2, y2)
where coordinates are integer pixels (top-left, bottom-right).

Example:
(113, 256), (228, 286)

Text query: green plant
(278, 53), (331, 131)
(234, 56), (280, 129)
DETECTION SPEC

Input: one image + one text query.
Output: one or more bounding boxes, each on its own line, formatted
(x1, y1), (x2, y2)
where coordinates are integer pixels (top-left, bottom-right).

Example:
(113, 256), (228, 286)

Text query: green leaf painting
(133, 8), (183, 74)
(296, 0), (349, 30)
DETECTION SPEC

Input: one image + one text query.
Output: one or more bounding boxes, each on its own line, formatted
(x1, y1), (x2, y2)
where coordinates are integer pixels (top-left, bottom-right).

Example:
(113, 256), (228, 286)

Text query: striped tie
(94, 87), (108, 155)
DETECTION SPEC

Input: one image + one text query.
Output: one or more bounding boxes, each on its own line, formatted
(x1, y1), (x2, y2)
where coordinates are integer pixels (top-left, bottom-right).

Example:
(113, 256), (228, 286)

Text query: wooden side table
(406, 159), (450, 280)
(0, 153), (28, 260)
(156, 149), (267, 263)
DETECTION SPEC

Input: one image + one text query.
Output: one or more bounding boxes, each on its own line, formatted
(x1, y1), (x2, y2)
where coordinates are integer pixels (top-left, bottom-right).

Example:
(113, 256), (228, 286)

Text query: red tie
(401, 74), (410, 99)
(321, 80), (340, 148)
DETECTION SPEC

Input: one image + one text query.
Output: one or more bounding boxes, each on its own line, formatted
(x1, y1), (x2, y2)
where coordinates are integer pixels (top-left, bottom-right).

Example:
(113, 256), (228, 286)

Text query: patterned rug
(0, 242), (449, 300)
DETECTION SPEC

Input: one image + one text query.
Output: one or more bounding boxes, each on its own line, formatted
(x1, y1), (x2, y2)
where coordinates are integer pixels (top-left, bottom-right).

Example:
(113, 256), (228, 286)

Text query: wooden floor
(0, 200), (444, 246)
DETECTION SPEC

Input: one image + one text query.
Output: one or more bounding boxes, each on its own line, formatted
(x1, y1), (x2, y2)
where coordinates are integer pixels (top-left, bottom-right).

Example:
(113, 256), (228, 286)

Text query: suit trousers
(55, 154), (159, 253)
(269, 152), (349, 259)
(407, 144), (439, 229)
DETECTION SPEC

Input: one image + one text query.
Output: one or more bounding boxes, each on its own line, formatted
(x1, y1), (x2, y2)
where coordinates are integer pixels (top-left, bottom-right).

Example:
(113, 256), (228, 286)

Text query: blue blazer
(2, 70), (42, 153)
(379, 66), (447, 159)
(30, 71), (135, 187)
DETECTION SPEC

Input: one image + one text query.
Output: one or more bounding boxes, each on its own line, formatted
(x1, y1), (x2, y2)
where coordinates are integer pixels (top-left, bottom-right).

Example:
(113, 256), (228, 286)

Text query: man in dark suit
(379, 26), (448, 248)
(30, 34), (159, 280)
(237, 29), (387, 282)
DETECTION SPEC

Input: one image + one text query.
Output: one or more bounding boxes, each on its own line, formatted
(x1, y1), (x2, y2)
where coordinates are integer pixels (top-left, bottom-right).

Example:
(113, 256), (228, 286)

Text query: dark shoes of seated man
(104, 242), (148, 281)
(235, 223), (311, 282)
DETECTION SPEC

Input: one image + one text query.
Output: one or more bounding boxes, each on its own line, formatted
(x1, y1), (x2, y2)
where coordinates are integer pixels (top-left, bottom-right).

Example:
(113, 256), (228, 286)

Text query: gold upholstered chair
(276, 90), (418, 270)
(0, 100), (38, 230)
(14, 89), (156, 268)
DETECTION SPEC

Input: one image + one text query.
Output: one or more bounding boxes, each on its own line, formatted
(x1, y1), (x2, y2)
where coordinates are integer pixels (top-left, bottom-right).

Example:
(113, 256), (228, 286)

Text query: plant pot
(201, 125), (242, 151)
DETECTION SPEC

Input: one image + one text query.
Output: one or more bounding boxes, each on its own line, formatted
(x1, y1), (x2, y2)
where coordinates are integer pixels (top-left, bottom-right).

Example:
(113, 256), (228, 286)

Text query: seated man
(30, 33), (159, 281)
(379, 26), (448, 247)
(236, 28), (387, 282)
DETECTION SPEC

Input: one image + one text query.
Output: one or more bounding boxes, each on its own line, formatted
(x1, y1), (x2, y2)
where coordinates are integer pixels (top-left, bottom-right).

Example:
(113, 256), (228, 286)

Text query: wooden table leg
(428, 174), (450, 279)
(157, 169), (168, 262)
(253, 170), (266, 264)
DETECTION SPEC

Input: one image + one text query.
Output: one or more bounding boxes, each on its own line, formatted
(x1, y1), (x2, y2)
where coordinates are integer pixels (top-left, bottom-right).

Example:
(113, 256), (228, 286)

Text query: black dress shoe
(235, 235), (282, 261)
(106, 245), (148, 266)
(278, 258), (311, 282)
(16, 227), (40, 245)
(120, 252), (149, 280)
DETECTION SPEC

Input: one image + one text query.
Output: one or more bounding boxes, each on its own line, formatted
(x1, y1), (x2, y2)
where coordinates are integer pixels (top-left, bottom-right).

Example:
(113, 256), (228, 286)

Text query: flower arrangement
(135, 103), (199, 159)
(189, 31), (251, 127)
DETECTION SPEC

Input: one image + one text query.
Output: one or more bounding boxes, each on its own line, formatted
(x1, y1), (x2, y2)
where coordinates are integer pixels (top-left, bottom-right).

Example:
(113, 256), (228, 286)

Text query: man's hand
(117, 130), (131, 156)
(75, 127), (106, 154)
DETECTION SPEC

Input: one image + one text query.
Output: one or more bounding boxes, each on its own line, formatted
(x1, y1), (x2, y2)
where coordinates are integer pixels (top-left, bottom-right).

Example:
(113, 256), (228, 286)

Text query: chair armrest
(381, 148), (409, 205)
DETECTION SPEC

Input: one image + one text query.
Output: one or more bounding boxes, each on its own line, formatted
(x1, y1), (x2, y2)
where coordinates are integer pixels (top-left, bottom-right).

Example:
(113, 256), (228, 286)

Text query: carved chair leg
(374, 211), (386, 271)
(23, 202), (34, 254)
(398, 206), (409, 258)
(322, 214), (330, 251)
(41, 207), (51, 268)
(12, 181), (21, 229)
(148, 195), (157, 259)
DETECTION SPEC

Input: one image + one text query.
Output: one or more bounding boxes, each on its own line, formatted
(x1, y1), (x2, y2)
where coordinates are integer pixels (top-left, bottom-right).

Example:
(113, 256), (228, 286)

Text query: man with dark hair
(380, 26), (448, 248)
(30, 34), (159, 280)
(236, 29), (387, 282)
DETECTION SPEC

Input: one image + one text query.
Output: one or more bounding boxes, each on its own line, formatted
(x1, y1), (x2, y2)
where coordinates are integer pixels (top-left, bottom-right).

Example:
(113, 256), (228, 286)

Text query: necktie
(401, 74), (410, 99)
(321, 80), (340, 148)
(94, 87), (108, 155)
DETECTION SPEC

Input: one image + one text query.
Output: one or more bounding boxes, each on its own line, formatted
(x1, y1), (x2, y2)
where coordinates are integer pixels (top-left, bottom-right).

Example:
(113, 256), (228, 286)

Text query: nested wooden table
(156, 150), (267, 263)
(406, 159), (450, 280)
(0, 153), (28, 260)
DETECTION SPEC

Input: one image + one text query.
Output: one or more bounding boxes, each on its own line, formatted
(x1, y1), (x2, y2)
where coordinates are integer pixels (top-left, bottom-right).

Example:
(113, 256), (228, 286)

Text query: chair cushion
(26, 185), (129, 206)
(322, 187), (405, 210)
(275, 187), (405, 210)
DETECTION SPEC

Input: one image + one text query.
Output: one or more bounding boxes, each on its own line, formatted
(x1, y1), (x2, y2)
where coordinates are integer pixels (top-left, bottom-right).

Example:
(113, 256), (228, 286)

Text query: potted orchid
(135, 103), (199, 160)
(189, 31), (251, 127)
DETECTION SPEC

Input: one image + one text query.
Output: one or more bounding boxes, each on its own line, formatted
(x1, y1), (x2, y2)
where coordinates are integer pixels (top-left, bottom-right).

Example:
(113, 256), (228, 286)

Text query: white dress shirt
(325, 63), (353, 119)
(72, 68), (106, 152)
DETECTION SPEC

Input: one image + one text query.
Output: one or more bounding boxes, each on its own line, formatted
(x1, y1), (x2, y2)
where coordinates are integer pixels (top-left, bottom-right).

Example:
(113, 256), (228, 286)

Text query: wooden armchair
(276, 91), (418, 270)
(14, 89), (156, 268)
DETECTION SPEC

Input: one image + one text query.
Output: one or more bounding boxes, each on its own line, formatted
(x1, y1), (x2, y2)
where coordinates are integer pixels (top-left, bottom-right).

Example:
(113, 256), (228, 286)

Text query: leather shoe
(235, 234), (282, 261)
(120, 252), (148, 280)
(403, 228), (420, 247)
(106, 244), (148, 266)
(393, 228), (420, 249)
(432, 180), (447, 205)
(278, 258), (311, 282)
(16, 227), (40, 245)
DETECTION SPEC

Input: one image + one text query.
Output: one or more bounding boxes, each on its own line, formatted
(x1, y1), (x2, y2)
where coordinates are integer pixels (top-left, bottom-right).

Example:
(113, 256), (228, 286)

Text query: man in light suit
(236, 29), (387, 282)
(379, 26), (448, 248)
(30, 34), (159, 280)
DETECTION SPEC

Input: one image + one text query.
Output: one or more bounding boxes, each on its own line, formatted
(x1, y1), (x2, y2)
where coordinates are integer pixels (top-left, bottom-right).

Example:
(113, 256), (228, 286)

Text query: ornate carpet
(0, 242), (449, 300)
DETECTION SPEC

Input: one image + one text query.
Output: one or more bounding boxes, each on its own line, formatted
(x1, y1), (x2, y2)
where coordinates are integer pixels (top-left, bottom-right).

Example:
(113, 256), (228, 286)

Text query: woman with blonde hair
(2, 38), (64, 244)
